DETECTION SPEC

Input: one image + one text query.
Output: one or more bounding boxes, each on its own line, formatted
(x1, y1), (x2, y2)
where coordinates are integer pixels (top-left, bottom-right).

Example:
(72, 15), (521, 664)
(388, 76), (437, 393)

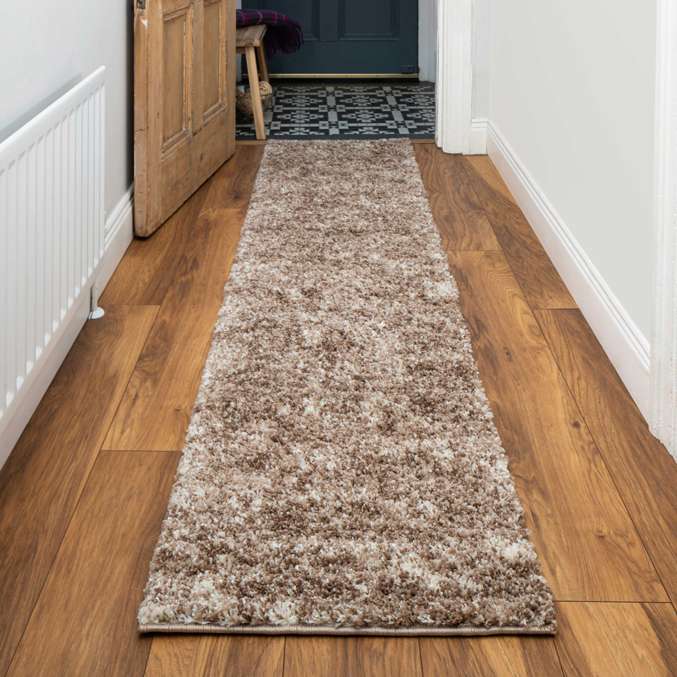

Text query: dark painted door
(243, 0), (418, 75)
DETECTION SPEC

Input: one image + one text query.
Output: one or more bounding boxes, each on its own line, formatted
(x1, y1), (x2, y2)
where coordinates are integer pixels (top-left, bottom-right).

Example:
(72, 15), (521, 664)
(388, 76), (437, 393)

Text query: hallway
(0, 141), (674, 675)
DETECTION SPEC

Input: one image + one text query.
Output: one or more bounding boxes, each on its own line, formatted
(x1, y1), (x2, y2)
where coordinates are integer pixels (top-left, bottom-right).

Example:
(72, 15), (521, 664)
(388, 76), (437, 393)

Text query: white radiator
(0, 67), (106, 466)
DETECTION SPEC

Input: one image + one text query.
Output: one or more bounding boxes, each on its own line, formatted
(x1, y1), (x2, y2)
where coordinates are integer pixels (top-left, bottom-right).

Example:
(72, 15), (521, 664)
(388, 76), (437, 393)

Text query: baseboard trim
(0, 187), (134, 470)
(469, 118), (487, 155)
(95, 186), (134, 304)
(486, 122), (651, 418)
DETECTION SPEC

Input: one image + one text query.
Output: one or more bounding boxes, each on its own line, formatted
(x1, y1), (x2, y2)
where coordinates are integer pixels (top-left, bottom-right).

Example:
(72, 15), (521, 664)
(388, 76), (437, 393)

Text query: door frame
(435, 0), (474, 154)
(650, 0), (677, 459)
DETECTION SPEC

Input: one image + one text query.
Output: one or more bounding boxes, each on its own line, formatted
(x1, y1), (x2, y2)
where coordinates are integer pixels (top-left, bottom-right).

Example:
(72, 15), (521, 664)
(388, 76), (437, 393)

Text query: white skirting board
(486, 123), (652, 420)
(94, 187), (135, 305)
(469, 118), (488, 155)
(0, 188), (133, 469)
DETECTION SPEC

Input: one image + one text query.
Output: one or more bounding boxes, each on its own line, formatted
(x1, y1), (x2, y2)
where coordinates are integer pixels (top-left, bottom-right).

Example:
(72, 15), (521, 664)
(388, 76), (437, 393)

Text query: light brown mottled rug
(138, 140), (556, 636)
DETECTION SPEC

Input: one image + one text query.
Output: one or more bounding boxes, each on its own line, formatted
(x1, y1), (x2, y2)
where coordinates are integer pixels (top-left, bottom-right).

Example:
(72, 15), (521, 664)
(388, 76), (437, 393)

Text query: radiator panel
(0, 68), (105, 460)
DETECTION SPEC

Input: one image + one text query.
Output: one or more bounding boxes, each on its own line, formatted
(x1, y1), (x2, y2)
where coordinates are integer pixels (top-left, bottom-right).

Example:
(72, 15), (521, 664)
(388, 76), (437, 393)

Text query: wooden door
(134, 0), (236, 237)
(243, 0), (418, 76)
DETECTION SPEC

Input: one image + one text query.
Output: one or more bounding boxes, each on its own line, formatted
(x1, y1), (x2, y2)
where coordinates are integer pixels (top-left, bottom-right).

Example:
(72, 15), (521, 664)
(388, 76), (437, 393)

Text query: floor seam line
(4, 442), (105, 674)
(97, 305), (161, 450)
(531, 310), (672, 604)
(552, 630), (568, 677)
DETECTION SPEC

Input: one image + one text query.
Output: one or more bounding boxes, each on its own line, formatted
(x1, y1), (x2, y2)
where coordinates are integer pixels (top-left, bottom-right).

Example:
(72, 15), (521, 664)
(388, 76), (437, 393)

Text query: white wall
(0, 1), (133, 218)
(488, 0), (657, 339)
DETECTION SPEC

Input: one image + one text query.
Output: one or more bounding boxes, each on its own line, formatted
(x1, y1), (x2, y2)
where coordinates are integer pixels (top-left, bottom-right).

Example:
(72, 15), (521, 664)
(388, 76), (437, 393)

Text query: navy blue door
(243, 1), (418, 75)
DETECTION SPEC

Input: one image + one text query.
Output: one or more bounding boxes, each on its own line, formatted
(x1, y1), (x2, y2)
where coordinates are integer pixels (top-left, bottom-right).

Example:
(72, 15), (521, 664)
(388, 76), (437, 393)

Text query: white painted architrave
(436, 0), (473, 154)
(650, 0), (677, 461)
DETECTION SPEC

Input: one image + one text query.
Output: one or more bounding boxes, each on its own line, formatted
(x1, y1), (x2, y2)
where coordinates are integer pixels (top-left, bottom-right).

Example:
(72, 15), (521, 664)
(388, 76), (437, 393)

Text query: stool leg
(256, 42), (269, 83)
(246, 46), (265, 140)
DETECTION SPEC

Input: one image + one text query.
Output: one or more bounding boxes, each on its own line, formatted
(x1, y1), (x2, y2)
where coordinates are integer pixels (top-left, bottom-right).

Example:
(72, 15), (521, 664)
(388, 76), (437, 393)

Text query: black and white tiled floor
(236, 81), (435, 140)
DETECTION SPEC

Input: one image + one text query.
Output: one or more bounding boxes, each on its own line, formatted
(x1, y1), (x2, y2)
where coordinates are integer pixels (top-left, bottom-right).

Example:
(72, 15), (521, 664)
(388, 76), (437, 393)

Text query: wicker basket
(236, 82), (273, 117)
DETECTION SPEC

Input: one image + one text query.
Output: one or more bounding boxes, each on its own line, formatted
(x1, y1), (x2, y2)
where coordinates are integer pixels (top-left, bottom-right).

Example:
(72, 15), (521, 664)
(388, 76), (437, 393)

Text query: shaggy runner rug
(138, 140), (556, 636)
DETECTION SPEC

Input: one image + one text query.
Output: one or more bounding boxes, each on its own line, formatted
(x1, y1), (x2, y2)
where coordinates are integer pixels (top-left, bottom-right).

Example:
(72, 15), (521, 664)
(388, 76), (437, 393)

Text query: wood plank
(414, 143), (500, 251)
(236, 24), (267, 49)
(460, 155), (577, 309)
(145, 636), (284, 677)
(102, 300), (223, 451)
(536, 309), (677, 605)
(0, 306), (158, 676)
(555, 602), (677, 676)
(101, 178), (212, 306)
(465, 154), (514, 201)
(419, 636), (563, 676)
(256, 42), (269, 83)
(103, 198), (247, 451)
(6, 449), (178, 677)
(101, 144), (263, 307)
(284, 637), (423, 677)
(245, 46), (266, 140)
(447, 250), (668, 602)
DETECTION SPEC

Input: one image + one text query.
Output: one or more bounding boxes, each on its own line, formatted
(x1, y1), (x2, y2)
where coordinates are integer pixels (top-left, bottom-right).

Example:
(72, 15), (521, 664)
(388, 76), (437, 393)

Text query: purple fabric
(236, 9), (303, 57)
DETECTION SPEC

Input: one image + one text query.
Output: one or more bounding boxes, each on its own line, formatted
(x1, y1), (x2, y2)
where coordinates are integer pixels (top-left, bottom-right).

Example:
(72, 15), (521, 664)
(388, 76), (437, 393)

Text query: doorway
(235, 1), (477, 150)
(236, 1), (435, 140)
(242, 0), (419, 76)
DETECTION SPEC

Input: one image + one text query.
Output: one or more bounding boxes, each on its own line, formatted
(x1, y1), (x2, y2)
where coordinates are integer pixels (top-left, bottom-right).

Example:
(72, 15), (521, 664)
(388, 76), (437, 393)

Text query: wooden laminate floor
(0, 141), (675, 676)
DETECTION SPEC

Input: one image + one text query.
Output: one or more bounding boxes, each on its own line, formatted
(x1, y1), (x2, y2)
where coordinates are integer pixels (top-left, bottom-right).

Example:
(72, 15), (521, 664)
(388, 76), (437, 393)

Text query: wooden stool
(236, 25), (269, 140)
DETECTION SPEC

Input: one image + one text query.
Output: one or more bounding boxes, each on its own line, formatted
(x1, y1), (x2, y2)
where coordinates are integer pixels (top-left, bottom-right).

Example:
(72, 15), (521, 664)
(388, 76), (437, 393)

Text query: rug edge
(138, 139), (557, 634)
(138, 623), (556, 637)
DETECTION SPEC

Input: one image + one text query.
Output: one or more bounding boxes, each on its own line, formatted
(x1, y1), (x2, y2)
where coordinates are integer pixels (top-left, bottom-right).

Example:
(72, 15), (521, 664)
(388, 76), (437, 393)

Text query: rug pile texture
(138, 140), (556, 635)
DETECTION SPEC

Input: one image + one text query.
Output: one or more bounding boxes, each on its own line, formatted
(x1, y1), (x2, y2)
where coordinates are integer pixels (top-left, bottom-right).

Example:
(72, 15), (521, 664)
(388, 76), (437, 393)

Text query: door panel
(340, 0), (399, 39)
(203, 0), (225, 113)
(277, 0), (321, 42)
(162, 8), (191, 147)
(134, 0), (235, 237)
(243, 0), (417, 75)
